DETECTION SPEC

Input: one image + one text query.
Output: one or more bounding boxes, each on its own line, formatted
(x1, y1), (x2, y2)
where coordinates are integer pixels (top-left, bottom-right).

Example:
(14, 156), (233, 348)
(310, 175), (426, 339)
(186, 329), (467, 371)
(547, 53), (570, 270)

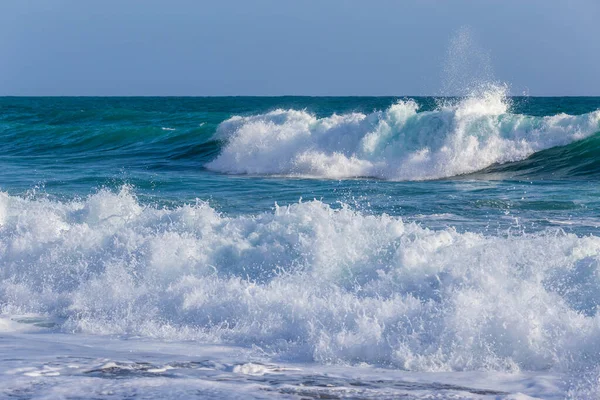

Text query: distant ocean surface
(2, 91), (600, 399)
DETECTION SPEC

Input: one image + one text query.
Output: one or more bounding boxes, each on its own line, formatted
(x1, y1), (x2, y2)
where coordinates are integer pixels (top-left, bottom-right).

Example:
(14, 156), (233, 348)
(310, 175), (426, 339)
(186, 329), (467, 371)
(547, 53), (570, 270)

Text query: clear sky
(1, 0), (599, 96)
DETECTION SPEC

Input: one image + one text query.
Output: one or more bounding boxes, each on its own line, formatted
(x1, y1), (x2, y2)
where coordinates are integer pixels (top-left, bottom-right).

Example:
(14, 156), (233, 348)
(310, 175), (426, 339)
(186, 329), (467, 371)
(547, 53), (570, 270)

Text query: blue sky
(1, 0), (599, 96)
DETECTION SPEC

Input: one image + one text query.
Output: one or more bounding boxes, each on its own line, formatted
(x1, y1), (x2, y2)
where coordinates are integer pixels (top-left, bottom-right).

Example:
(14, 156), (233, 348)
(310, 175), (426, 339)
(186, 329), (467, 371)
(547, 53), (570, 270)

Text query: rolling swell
(0, 104), (221, 166)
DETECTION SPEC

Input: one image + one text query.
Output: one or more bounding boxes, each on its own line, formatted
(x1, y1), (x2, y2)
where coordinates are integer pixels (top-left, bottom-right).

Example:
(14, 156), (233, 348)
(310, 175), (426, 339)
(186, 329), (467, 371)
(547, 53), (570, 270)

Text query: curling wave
(481, 131), (600, 179)
(207, 87), (600, 180)
(2, 187), (600, 372)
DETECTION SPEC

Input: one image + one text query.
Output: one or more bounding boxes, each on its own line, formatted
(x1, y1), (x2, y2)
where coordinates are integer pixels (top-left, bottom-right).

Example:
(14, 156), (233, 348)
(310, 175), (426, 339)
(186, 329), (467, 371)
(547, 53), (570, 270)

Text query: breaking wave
(2, 187), (600, 373)
(207, 86), (600, 180)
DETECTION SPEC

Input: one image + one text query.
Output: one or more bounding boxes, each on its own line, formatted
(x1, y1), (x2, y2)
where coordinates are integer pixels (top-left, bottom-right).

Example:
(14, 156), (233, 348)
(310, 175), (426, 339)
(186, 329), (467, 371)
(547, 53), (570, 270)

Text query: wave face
(207, 88), (600, 180)
(3, 188), (600, 373)
(482, 131), (600, 178)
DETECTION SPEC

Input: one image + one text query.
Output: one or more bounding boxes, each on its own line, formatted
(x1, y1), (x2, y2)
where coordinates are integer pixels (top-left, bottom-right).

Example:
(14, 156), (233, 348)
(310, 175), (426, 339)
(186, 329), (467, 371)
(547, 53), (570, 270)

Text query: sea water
(1, 90), (600, 398)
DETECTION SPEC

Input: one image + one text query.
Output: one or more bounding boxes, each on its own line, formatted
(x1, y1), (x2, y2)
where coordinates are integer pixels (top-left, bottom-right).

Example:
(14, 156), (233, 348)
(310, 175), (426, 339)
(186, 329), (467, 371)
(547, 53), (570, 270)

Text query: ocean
(1, 89), (600, 399)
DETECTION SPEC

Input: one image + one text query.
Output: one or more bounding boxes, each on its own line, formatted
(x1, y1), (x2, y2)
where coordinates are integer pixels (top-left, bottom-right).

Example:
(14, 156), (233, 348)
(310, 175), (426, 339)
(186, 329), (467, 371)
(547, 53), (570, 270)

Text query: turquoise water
(2, 95), (600, 233)
(2, 93), (600, 398)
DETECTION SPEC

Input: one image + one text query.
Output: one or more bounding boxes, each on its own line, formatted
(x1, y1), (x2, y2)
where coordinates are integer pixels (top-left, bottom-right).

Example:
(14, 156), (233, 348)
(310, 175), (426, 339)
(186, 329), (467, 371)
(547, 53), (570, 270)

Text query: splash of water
(440, 26), (496, 97)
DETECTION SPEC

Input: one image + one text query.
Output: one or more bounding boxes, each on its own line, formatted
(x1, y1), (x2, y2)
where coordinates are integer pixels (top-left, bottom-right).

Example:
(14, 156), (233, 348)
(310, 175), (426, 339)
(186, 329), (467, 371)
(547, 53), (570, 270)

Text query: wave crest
(207, 87), (600, 180)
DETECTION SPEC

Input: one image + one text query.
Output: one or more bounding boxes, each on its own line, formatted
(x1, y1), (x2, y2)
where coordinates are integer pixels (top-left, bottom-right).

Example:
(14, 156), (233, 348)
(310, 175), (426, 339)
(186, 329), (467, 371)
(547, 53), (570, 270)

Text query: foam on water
(1, 332), (566, 399)
(207, 86), (600, 180)
(2, 187), (600, 377)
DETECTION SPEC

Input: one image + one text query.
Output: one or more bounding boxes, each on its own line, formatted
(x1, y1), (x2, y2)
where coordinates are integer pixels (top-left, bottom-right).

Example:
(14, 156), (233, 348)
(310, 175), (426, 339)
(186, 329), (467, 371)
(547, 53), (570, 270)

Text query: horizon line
(2, 94), (600, 98)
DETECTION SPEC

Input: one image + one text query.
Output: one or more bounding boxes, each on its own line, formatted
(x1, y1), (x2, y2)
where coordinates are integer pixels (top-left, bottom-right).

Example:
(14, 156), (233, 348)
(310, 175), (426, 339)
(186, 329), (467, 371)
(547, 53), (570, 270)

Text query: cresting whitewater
(1, 88), (600, 399)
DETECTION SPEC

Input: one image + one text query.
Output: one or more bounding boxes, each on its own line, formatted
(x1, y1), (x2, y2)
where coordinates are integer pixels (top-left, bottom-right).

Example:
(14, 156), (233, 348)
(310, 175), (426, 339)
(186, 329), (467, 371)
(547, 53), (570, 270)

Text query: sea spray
(440, 26), (496, 97)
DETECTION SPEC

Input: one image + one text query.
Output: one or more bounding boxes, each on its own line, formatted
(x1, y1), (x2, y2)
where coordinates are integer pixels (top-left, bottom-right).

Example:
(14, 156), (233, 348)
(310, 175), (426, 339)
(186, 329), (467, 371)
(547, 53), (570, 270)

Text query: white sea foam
(2, 188), (600, 375)
(0, 333), (569, 399)
(207, 87), (600, 180)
